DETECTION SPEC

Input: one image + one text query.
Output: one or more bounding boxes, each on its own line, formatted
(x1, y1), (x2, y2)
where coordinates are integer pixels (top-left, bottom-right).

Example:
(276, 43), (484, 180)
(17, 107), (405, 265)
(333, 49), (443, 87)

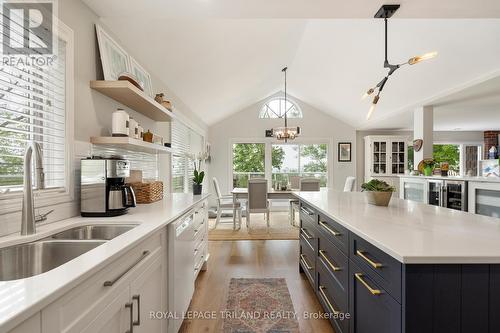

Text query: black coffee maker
(81, 158), (136, 217)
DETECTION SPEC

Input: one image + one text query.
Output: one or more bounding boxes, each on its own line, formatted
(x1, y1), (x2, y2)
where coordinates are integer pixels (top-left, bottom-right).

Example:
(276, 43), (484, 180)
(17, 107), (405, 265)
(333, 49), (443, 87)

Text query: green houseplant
(192, 162), (205, 195)
(422, 159), (435, 176)
(361, 179), (395, 206)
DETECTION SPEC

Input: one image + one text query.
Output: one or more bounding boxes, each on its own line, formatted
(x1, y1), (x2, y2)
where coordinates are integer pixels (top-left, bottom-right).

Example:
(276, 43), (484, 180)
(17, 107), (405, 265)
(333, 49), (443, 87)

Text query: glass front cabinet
(468, 181), (500, 218)
(364, 136), (408, 177)
(400, 177), (427, 203)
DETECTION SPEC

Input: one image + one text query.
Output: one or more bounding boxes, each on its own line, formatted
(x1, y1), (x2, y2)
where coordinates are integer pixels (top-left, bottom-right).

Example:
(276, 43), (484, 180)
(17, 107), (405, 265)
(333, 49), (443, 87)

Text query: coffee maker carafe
(81, 158), (137, 217)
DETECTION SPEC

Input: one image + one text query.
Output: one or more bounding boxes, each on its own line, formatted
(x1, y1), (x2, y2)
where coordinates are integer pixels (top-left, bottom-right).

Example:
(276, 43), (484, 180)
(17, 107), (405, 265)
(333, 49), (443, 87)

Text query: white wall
(207, 93), (356, 206)
(0, 0), (207, 236)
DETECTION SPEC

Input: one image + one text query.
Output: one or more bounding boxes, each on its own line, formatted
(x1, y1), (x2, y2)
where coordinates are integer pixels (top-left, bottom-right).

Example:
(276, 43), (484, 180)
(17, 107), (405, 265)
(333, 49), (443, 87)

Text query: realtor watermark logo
(1, 0), (58, 66)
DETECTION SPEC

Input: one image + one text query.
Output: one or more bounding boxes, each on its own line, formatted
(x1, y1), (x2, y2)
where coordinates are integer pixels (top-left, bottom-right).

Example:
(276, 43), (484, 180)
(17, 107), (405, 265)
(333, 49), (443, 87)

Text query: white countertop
(294, 189), (500, 264)
(399, 174), (500, 183)
(0, 193), (209, 333)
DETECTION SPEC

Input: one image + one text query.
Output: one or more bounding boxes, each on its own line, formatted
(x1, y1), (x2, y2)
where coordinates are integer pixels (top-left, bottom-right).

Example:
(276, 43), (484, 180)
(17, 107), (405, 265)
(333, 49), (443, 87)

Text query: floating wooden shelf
(90, 80), (175, 122)
(90, 136), (172, 154)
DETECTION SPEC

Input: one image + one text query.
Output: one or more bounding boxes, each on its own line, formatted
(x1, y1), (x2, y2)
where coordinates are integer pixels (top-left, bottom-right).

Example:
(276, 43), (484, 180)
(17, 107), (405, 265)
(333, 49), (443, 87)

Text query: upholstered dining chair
(289, 177), (321, 226)
(247, 178), (270, 229)
(289, 175), (301, 190)
(343, 176), (356, 192)
(212, 177), (242, 230)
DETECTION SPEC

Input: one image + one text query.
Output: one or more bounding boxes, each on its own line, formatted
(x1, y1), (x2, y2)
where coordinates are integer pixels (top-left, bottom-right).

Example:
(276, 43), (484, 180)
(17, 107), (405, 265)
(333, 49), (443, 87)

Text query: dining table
(230, 187), (297, 218)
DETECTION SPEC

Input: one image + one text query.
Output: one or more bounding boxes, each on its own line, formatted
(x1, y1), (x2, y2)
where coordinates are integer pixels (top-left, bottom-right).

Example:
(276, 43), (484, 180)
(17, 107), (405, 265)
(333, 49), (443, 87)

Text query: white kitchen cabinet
(41, 231), (166, 333)
(400, 177), (427, 203)
(130, 255), (163, 333)
(364, 136), (408, 196)
(468, 181), (500, 218)
(7, 313), (40, 333)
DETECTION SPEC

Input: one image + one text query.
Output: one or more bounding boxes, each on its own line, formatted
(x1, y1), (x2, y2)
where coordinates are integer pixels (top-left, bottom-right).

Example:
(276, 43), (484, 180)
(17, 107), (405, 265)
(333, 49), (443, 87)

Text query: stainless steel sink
(0, 240), (105, 281)
(50, 224), (138, 240)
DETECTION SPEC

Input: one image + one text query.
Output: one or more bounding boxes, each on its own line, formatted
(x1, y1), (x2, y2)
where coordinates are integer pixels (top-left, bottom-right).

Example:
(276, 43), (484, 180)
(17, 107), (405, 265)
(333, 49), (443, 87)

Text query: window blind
(171, 120), (204, 193)
(0, 13), (67, 191)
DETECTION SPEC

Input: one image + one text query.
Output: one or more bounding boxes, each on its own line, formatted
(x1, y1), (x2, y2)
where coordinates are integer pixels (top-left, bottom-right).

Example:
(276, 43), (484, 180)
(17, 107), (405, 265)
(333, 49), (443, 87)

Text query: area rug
(222, 278), (299, 333)
(209, 212), (299, 241)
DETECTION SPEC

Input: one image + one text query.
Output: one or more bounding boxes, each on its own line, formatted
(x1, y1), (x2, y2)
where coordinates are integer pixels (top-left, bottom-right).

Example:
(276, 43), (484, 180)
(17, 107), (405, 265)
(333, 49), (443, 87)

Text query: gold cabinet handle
(300, 228), (313, 240)
(319, 250), (341, 271)
(356, 250), (382, 269)
(319, 286), (340, 315)
(355, 273), (381, 296)
(319, 221), (341, 237)
(300, 254), (313, 270)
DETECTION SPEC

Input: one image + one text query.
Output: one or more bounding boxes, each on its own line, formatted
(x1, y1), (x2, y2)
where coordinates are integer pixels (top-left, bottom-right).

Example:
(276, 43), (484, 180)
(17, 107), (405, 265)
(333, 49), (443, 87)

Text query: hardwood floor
(180, 240), (334, 333)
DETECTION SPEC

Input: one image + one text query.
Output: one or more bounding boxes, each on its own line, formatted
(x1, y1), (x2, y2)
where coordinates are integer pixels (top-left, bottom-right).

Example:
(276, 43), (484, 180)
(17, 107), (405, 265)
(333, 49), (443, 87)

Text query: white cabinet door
(81, 288), (130, 333)
(130, 254), (164, 333)
(7, 313), (40, 333)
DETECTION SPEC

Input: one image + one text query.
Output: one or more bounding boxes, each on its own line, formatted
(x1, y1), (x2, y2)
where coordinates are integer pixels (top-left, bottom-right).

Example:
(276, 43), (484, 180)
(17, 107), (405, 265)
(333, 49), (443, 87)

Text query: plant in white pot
(361, 179), (396, 206)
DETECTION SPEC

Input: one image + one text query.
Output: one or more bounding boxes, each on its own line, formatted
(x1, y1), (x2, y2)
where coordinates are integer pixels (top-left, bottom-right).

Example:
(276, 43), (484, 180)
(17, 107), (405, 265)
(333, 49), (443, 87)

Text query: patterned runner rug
(222, 278), (300, 333)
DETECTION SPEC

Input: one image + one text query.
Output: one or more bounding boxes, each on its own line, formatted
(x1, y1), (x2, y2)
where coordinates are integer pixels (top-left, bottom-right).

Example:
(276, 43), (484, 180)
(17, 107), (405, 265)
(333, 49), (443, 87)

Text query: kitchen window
(0, 18), (74, 202)
(171, 120), (204, 193)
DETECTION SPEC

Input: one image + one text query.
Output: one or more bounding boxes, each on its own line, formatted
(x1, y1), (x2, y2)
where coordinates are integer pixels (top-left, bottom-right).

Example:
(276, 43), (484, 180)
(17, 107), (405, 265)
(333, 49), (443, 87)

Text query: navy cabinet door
(349, 260), (401, 333)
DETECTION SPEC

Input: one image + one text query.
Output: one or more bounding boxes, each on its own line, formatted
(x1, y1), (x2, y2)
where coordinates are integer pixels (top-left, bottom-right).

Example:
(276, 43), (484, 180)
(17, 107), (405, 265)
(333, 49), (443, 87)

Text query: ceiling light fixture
(273, 67), (300, 142)
(364, 4), (438, 120)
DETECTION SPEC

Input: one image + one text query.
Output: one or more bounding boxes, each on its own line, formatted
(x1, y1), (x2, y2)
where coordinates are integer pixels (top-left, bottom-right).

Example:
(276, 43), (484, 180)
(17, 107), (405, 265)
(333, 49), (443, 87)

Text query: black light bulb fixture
(363, 4), (438, 120)
(273, 66), (300, 142)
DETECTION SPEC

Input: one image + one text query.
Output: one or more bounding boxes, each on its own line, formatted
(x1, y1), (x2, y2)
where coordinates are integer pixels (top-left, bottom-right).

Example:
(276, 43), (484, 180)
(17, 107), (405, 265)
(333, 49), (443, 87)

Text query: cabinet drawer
(317, 262), (349, 333)
(349, 260), (401, 333)
(318, 236), (348, 309)
(42, 231), (163, 333)
(300, 238), (316, 288)
(193, 203), (207, 232)
(318, 212), (349, 254)
(300, 202), (316, 224)
(350, 233), (402, 302)
(300, 212), (318, 253)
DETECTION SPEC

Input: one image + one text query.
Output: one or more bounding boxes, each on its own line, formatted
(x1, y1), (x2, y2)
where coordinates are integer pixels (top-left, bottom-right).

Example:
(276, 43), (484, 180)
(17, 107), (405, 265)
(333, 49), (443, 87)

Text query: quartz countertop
(399, 174), (500, 183)
(0, 193), (209, 333)
(294, 189), (500, 264)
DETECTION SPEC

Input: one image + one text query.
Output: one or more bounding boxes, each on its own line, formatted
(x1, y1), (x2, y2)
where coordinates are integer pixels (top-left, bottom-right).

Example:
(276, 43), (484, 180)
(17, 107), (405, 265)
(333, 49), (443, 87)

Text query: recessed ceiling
(82, 0), (500, 129)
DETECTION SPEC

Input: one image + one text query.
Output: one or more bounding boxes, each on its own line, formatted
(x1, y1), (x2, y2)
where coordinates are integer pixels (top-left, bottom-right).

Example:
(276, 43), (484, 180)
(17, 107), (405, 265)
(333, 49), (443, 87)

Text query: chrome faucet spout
(21, 141), (44, 236)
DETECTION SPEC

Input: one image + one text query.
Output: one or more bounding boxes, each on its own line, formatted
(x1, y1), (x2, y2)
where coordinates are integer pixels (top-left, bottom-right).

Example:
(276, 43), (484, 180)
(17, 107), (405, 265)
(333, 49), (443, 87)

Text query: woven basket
(128, 181), (163, 204)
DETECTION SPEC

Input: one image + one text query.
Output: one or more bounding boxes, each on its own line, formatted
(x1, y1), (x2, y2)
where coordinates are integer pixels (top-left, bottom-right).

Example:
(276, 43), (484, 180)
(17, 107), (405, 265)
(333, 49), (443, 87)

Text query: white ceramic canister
(129, 117), (139, 139)
(111, 109), (129, 137)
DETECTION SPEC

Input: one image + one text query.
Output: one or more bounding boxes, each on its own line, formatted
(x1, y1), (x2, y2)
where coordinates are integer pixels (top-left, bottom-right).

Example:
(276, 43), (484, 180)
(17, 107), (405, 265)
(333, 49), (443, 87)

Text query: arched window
(259, 98), (302, 119)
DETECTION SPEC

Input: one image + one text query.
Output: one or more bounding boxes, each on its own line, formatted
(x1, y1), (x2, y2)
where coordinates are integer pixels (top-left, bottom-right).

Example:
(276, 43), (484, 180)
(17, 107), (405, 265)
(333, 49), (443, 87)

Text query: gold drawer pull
(319, 286), (340, 315)
(300, 228), (313, 240)
(319, 221), (341, 237)
(300, 254), (313, 270)
(355, 273), (381, 296)
(319, 250), (341, 271)
(356, 250), (382, 269)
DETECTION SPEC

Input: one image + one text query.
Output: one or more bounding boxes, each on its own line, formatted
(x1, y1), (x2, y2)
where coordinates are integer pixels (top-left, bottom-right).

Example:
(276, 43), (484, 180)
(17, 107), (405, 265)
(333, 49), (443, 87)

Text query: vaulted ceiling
(83, 0), (500, 130)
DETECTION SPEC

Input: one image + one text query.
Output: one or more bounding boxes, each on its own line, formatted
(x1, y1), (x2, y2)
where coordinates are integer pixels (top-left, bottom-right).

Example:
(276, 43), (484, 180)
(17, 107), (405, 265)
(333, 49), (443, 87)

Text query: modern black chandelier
(363, 4), (437, 120)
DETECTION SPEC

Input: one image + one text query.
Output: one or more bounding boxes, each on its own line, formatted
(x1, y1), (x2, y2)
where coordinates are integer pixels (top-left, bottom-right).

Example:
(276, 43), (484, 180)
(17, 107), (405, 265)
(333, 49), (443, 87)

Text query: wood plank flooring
(180, 240), (334, 333)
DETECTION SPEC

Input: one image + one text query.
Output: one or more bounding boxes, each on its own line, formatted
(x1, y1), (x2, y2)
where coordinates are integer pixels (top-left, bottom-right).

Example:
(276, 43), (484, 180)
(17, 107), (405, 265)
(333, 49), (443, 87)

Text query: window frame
(228, 137), (333, 192)
(433, 141), (483, 176)
(259, 96), (303, 119)
(0, 20), (75, 214)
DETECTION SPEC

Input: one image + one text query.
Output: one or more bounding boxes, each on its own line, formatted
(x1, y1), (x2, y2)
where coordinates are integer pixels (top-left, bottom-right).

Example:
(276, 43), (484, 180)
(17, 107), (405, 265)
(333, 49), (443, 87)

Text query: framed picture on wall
(130, 57), (154, 97)
(95, 25), (130, 80)
(338, 142), (352, 162)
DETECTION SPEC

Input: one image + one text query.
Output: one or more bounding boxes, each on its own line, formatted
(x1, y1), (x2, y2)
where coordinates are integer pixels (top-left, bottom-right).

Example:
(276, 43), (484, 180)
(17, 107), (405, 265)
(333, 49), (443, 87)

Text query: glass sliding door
(271, 143), (328, 189)
(232, 143), (265, 188)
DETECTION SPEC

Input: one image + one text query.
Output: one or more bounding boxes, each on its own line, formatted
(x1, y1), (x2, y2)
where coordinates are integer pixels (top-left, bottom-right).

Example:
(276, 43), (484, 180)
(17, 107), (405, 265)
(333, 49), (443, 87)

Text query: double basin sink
(0, 224), (138, 281)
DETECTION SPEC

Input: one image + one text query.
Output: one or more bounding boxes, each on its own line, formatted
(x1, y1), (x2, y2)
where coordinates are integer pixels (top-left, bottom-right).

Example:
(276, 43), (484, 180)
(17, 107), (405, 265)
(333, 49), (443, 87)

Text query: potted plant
(361, 179), (396, 206)
(192, 162), (205, 195)
(422, 159), (435, 176)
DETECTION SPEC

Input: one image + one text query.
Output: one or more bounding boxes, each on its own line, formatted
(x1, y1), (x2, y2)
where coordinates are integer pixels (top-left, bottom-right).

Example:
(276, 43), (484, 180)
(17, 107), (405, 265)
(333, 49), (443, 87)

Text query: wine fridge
(427, 179), (467, 211)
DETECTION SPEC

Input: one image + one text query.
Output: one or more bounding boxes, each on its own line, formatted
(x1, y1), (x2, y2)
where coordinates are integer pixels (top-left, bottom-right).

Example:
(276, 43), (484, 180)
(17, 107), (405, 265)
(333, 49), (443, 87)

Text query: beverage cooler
(468, 181), (500, 218)
(427, 179), (467, 211)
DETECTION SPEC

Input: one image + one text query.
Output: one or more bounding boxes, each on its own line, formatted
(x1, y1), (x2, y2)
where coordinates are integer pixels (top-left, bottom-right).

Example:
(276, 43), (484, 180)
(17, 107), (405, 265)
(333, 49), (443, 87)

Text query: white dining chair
(247, 178), (269, 229)
(212, 177), (242, 230)
(344, 176), (356, 192)
(290, 178), (321, 226)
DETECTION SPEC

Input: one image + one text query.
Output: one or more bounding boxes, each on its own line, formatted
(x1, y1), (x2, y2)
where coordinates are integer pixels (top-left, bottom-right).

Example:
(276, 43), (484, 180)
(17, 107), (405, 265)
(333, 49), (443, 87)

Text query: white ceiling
(83, 0), (500, 130)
